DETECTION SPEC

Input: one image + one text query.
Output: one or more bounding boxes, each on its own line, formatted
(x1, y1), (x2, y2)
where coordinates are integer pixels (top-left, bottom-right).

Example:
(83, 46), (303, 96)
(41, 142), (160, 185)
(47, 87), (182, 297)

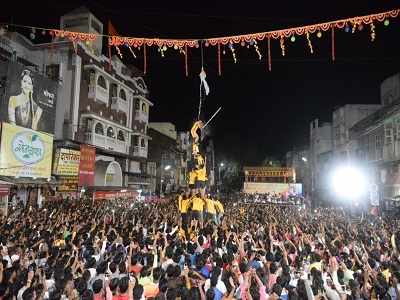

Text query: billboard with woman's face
(0, 62), (58, 134)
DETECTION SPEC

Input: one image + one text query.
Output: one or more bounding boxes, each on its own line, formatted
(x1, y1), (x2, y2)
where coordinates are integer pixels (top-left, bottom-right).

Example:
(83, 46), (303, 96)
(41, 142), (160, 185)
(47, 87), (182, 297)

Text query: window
(141, 138), (146, 148)
(119, 89), (127, 100)
(46, 64), (60, 81)
(97, 75), (107, 89)
(141, 103), (147, 113)
(117, 130), (125, 141)
(111, 84), (118, 97)
(396, 118), (400, 140)
(106, 126), (115, 138)
(95, 123), (104, 135)
(133, 136), (139, 146)
(64, 17), (88, 29)
(91, 19), (102, 34)
(376, 134), (383, 160)
(385, 122), (393, 145)
(135, 100), (140, 110)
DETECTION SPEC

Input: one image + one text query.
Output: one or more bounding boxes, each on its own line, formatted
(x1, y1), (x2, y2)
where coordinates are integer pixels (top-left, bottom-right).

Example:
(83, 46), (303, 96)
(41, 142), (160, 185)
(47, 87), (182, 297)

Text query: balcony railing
(85, 132), (129, 154)
(132, 146), (148, 158)
(88, 85), (109, 105)
(134, 110), (148, 123)
(111, 96), (129, 113)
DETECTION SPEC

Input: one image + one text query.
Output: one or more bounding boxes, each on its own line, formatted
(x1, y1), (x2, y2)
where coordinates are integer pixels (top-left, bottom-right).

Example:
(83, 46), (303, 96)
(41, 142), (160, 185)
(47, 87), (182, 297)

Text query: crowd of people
(0, 192), (400, 300)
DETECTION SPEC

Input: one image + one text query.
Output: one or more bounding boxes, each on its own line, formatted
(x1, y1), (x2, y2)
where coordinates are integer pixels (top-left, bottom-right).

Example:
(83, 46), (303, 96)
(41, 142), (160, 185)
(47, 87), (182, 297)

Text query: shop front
(0, 183), (11, 216)
(0, 123), (54, 208)
(53, 148), (80, 200)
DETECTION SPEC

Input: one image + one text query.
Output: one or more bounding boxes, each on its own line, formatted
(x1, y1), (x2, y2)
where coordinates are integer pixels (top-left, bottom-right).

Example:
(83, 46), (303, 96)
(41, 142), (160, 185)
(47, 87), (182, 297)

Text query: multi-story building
(309, 119), (333, 204)
(177, 131), (191, 187)
(350, 73), (400, 207)
(147, 123), (182, 194)
(0, 6), (154, 204)
(332, 104), (381, 162)
(286, 147), (309, 196)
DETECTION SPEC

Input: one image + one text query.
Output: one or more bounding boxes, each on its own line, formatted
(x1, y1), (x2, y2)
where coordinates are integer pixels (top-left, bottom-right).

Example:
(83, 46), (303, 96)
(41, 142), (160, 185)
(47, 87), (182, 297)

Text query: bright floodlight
(220, 163), (224, 167)
(331, 166), (366, 199)
(302, 157), (307, 162)
(164, 165), (171, 171)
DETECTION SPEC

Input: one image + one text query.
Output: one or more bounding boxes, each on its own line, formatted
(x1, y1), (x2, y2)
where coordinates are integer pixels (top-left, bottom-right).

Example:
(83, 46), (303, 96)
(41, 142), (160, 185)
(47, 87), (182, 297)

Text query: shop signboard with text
(53, 148), (80, 176)
(78, 145), (95, 187)
(0, 122), (53, 178)
(0, 61), (58, 134)
(94, 190), (138, 200)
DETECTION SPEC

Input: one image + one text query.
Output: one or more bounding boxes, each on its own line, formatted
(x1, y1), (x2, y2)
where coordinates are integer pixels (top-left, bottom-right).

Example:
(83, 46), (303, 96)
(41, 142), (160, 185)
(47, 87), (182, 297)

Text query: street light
(164, 165), (171, 171)
(301, 157), (308, 162)
(219, 162), (225, 186)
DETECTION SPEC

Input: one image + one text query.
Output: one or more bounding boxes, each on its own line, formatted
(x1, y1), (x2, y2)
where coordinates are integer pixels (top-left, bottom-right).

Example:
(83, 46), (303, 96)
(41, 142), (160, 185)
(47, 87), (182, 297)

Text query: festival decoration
(280, 37), (286, 56)
(217, 43), (222, 76)
(0, 8), (397, 75)
(127, 45), (137, 58)
(184, 45), (188, 77)
(199, 68), (210, 96)
(267, 37), (271, 72)
(306, 32), (314, 54)
(253, 40), (262, 60)
(229, 43), (237, 63)
(370, 23), (376, 41)
(115, 45), (123, 59)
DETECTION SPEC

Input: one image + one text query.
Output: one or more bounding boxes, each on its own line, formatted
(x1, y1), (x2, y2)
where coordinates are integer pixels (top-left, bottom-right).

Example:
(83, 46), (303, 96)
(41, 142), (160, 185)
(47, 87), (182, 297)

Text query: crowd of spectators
(0, 195), (399, 299)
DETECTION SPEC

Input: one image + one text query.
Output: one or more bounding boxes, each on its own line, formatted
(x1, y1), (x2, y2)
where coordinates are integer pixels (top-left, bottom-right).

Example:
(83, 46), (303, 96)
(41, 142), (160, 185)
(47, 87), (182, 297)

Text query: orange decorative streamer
(218, 43), (221, 76)
(144, 43), (147, 74)
(331, 27), (335, 62)
(185, 45), (188, 77)
(267, 37), (271, 72)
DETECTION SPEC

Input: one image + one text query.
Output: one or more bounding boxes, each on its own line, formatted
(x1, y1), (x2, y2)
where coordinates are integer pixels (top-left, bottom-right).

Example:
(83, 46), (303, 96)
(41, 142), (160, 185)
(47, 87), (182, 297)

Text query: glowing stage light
(331, 166), (367, 199)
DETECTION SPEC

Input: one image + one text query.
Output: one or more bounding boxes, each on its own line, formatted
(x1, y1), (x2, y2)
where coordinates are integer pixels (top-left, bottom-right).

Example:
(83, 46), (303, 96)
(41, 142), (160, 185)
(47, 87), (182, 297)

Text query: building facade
(350, 73), (400, 207)
(147, 123), (182, 195)
(332, 104), (381, 162)
(0, 6), (154, 206)
(309, 119), (333, 204)
(286, 147), (309, 196)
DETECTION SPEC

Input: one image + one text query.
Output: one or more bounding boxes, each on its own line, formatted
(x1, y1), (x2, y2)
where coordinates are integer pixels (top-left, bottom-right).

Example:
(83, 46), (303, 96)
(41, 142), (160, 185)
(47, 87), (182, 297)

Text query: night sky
(2, 1), (400, 165)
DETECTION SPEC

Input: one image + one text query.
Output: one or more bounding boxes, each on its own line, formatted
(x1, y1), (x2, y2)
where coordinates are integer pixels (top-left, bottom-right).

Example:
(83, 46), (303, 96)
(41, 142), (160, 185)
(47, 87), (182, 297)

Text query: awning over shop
(0, 176), (57, 185)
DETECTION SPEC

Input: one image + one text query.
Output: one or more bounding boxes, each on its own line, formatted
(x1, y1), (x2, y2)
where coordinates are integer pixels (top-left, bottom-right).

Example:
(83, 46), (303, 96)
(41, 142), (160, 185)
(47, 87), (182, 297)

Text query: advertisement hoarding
(0, 62), (58, 134)
(0, 122), (53, 178)
(243, 182), (303, 195)
(53, 148), (80, 176)
(78, 145), (95, 187)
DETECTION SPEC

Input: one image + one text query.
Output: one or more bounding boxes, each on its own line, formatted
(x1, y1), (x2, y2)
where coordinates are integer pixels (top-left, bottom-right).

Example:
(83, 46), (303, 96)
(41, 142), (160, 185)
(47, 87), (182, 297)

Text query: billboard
(243, 182), (303, 195)
(0, 122), (53, 178)
(78, 145), (95, 187)
(53, 148), (80, 176)
(0, 62), (58, 134)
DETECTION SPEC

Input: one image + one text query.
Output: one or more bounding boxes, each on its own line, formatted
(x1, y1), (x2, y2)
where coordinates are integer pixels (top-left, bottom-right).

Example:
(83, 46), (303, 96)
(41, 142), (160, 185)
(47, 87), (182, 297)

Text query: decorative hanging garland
(0, 8), (398, 75)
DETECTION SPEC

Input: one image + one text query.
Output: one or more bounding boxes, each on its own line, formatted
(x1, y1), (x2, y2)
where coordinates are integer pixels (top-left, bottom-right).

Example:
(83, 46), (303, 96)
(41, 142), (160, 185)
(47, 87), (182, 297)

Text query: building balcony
(134, 110), (148, 123)
(85, 132), (129, 154)
(132, 146), (148, 158)
(88, 84), (109, 105)
(111, 96), (129, 113)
